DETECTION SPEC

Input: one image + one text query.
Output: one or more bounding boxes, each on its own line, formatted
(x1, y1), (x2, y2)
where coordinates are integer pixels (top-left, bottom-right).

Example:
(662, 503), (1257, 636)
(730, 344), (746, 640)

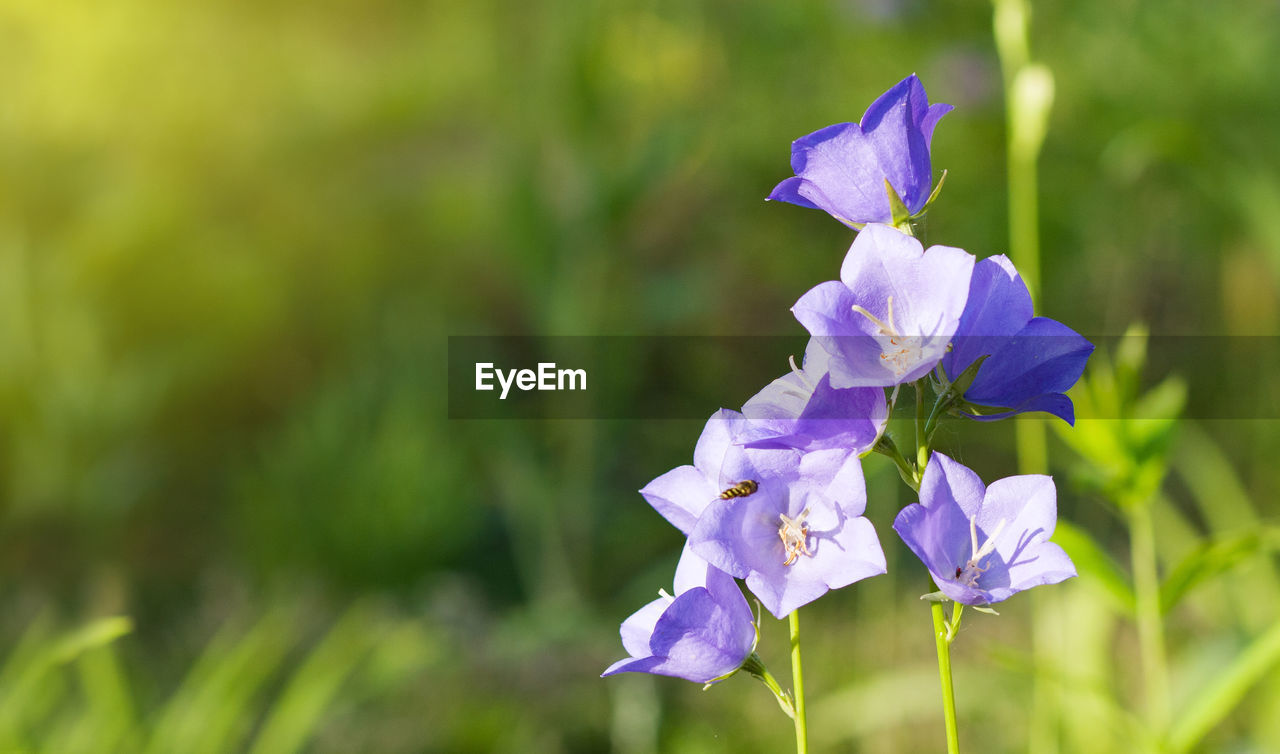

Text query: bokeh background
(2, 0), (1279, 751)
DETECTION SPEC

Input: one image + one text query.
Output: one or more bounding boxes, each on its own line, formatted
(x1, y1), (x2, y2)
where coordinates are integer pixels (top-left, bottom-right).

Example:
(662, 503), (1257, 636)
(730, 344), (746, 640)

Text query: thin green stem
(930, 599), (961, 754)
(789, 610), (808, 754)
(1128, 504), (1171, 737)
(915, 381), (929, 474)
(874, 435), (919, 491)
(742, 652), (795, 720)
(946, 603), (966, 644)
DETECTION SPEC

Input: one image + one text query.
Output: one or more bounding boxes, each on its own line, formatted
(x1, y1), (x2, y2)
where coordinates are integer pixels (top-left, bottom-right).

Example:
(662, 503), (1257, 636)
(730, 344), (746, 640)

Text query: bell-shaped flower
(792, 224), (974, 388)
(690, 448), (885, 618)
(942, 255), (1094, 423)
(893, 452), (1076, 606)
(602, 544), (757, 684)
(640, 409), (802, 535)
(735, 339), (888, 454)
(767, 74), (952, 228)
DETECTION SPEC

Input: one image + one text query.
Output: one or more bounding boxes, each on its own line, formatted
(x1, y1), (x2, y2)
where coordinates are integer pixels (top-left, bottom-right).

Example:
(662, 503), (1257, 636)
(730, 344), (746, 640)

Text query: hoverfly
(718, 480), (759, 499)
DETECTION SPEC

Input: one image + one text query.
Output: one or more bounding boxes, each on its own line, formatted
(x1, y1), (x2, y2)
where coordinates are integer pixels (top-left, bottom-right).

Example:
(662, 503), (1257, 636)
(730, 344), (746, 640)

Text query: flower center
(852, 296), (922, 377)
(954, 517), (1006, 587)
(778, 507), (812, 566)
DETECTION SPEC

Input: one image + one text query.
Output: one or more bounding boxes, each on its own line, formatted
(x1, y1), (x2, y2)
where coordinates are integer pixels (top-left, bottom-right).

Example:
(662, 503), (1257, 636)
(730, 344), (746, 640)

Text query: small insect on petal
(719, 480), (759, 500)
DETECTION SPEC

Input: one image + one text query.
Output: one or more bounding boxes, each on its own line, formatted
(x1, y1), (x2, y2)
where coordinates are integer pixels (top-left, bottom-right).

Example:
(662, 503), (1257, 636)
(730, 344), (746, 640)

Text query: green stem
(742, 652), (795, 720)
(930, 599), (961, 754)
(874, 435), (919, 491)
(915, 381), (929, 475)
(1128, 504), (1171, 737)
(789, 610), (808, 754)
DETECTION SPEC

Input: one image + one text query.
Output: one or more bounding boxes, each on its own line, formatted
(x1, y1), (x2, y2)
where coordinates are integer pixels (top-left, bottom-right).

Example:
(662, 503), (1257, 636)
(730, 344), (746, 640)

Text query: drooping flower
(735, 339), (888, 454)
(792, 223), (974, 388)
(640, 409), (802, 535)
(690, 448), (886, 618)
(941, 255), (1094, 423)
(767, 74), (952, 228)
(893, 452), (1076, 605)
(602, 543), (757, 684)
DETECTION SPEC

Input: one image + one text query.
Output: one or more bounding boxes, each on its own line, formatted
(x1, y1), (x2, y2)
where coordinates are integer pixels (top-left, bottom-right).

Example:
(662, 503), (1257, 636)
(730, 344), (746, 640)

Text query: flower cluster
(604, 74), (1091, 693)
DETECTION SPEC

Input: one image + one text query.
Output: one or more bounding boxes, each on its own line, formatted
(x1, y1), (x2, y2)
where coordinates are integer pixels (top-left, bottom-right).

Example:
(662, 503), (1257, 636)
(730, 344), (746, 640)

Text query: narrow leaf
(1167, 619), (1280, 753)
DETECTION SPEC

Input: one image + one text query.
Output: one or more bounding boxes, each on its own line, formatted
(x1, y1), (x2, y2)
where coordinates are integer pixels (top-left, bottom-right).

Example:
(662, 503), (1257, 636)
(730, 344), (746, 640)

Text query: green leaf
(249, 603), (382, 754)
(1166, 619), (1280, 753)
(920, 168), (948, 213)
(919, 591), (950, 603)
(884, 178), (911, 229)
(1160, 529), (1280, 614)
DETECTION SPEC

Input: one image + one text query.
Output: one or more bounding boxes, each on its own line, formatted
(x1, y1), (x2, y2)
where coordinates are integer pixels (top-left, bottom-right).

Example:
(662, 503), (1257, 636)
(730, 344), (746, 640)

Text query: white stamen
(851, 295), (899, 336)
(955, 517), (1008, 588)
(973, 519), (1007, 561)
(778, 507), (813, 566)
(788, 353), (817, 393)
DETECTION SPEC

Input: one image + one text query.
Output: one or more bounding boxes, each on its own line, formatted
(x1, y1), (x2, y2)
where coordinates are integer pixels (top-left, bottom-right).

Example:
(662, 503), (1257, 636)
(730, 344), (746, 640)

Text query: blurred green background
(1, 0), (1279, 751)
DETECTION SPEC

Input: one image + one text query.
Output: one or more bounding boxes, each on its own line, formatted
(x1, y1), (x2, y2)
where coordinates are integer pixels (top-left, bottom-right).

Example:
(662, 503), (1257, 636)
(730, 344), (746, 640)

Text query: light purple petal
(894, 501), (969, 588)
(618, 597), (670, 659)
(767, 176), (822, 210)
(896, 454), (1076, 606)
(694, 478), (882, 619)
(673, 540), (712, 595)
(738, 342), (885, 454)
(798, 447), (868, 517)
(647, 586), (755, 682)
(859, 74), (934, 213)
(767, 76), (950, 225)
(1004, 541), (1077, 593)
(795, 225), (973, 388)
(919, 452), (986, 517)
(921, 103), (954, 146)
(793, 282), (862, 338)
(689, 494), (776, 580)
(602, 655), (665, 677)
(981, 474), (1057, 550)
(789, 123), (886, 224)
(639, 465), (716, 535)
(692, 409), (744, 480)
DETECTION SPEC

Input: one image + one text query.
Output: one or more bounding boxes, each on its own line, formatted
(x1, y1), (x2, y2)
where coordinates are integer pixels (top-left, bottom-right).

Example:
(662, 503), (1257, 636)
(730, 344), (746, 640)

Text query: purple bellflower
(735, 338), (888, 454)
(602, 543), (757, 684)
(768, 74), (952, 228)
(690, 448), (886, 618)
(942, 255), (1094, 423)
(792, 223), (974, 388)
(640, 409), (802, 535)
(893, 452), (1076, 606)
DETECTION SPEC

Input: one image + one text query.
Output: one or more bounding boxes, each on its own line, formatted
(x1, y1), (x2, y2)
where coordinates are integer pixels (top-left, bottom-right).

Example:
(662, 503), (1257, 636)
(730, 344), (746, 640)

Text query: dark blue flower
(768, 74), (952, 228)
(942, 255), (1093, 423)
